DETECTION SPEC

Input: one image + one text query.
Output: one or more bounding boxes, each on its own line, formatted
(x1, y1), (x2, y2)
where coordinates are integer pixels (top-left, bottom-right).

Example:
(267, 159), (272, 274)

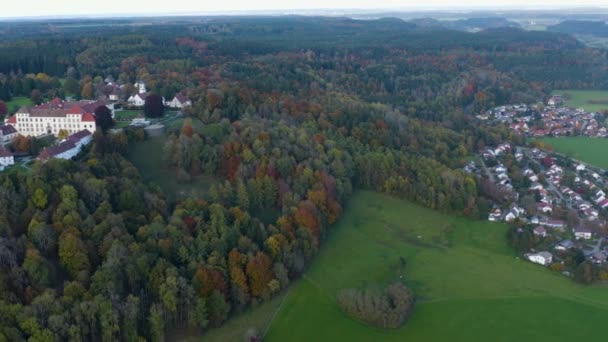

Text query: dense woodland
(1, 17), (608, 341)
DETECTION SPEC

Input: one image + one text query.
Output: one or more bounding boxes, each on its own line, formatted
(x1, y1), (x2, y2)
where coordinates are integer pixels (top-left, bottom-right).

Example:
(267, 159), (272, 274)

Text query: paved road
(590, 237), (604, 254)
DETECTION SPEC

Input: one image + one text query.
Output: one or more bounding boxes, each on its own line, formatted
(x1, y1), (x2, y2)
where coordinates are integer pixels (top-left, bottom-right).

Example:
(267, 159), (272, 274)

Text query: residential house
(541, 219), (565, 229)
(127, 93), (148, 107)
(488, 208), (502, 222)
(573, 227), (592, 240)
(528, 251), (553, 266)
(529, 182), (543, 191)
(166, 93), (191, 109)
(533, 226), (547, 237)
(555, 240), (574, 251)
(505, 206), (525, 222)
(536, 203), (552, 214)
(591, 252), (607, 264)
(0, 124), (18, 143)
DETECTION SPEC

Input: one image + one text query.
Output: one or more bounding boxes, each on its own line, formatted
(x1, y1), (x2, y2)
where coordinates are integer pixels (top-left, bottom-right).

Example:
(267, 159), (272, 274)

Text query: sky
(2, 0), (608, 18)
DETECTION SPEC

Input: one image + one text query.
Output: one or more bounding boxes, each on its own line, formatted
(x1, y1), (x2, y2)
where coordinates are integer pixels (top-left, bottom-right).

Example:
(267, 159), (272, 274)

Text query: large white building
(5, 98), (101, 137)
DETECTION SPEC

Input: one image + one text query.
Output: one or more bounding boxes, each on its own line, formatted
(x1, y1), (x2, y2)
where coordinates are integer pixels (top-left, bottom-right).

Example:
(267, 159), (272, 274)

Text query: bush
(336, 282), (414, 329)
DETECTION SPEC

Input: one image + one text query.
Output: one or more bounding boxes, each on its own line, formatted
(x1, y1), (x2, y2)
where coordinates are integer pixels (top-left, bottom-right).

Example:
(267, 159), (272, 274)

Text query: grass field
(261, 191), (608, 342)
(114, 110), (142, 121)
(5, 97), (34, 113)
(537, 136), (608, 169)
(553, 89), (608, 112)
(128, 136), (215, 201)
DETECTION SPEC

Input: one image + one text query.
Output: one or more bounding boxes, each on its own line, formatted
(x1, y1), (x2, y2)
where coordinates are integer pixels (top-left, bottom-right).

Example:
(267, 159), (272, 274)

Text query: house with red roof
(5, 98), (100, 137)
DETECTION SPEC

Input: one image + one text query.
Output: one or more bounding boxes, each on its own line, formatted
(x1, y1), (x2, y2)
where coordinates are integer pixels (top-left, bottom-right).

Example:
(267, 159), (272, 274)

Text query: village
(466, 132), (608, 274)
(477, 94), (608, 138)
(0, 80), (190, 171)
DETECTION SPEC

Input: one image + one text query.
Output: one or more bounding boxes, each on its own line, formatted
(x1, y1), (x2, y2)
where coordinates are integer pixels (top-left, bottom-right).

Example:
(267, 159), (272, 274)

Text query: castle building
(5, 98), (102, 137)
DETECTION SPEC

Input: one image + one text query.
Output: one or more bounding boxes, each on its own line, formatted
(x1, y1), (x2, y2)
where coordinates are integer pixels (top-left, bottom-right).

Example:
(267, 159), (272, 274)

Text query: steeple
(138, 81), (147, 94)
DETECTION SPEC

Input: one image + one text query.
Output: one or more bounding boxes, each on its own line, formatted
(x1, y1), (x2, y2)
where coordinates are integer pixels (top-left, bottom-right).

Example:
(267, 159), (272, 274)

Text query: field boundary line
(262, 286), (292, 339)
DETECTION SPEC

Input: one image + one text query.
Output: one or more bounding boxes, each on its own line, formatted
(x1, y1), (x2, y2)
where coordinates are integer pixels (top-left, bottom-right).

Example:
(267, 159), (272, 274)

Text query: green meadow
(260, 191), (608, 342)
(538, 136), (608, 169)
(552, 89), (608, 112)
(5, 97), (34, 113)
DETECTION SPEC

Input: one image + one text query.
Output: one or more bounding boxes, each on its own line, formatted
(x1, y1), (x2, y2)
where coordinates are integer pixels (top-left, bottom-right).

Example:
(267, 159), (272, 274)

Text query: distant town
(478, 94), (608, 138)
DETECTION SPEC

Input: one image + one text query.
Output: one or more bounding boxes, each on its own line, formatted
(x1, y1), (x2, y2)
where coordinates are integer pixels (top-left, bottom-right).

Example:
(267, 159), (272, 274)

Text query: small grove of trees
(144, 93), (165, 118)
(336, 282), (414, 329)
(94, 105), (114, 132)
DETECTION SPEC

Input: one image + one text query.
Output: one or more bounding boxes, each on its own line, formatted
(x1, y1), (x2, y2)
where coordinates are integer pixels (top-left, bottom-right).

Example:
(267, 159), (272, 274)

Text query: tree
(32, 188), (48, 209)
(148, 304), (165, 342)
(0, 100), (7, 117)
(58, 129), (69, 140)
(30, 89), (42, 105)
(144, 93), (165, 118)
(81, 82), (93, 99)
(574, 261), (594, 284)
(64, 77), (80, 96)
(206, 290), (229, 327)
(94, 105), (114, 132)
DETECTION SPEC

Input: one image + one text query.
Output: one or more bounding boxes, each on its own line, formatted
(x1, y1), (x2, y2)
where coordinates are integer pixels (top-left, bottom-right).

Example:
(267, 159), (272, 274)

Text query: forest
(1, 16), (608, 341)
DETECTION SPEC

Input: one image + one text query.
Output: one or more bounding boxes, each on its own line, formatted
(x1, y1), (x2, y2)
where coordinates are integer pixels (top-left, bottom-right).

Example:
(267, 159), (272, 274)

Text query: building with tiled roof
(166, 93), (191, 109)
(37, 129), (93, 161)
(5, 98), (102, 137)
(0, 124), (18, 143)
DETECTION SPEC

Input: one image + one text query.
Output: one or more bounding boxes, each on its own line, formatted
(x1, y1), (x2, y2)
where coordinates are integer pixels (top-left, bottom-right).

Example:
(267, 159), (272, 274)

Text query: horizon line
(2, 5), (608, 21)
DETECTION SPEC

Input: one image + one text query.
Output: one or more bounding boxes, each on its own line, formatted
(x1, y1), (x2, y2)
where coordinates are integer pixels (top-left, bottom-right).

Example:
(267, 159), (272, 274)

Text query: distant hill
(409, 17), (520, 32)
(548, 20), (608, 37)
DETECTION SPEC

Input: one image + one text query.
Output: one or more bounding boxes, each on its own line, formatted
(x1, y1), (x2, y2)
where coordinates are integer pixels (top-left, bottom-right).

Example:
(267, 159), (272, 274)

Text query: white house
(576, 163), (586, 171)
(573, 227), (592, 240)
(528, 251), (553, 266)
(488, 208), (502, 222)
(529, 182), (544, 191)
(536, 203), (552, 213)
(128, 93), (148, 107)
(166, 93), (191, 109)
(505, 206), (525, 222)
(0, 147), (14, 171)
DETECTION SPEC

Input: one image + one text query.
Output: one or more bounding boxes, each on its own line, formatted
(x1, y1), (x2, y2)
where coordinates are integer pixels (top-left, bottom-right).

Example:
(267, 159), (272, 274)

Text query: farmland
(537, 136), (608, 169)
(260, 191), (608, 342)
(552, 89), (608, 112)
